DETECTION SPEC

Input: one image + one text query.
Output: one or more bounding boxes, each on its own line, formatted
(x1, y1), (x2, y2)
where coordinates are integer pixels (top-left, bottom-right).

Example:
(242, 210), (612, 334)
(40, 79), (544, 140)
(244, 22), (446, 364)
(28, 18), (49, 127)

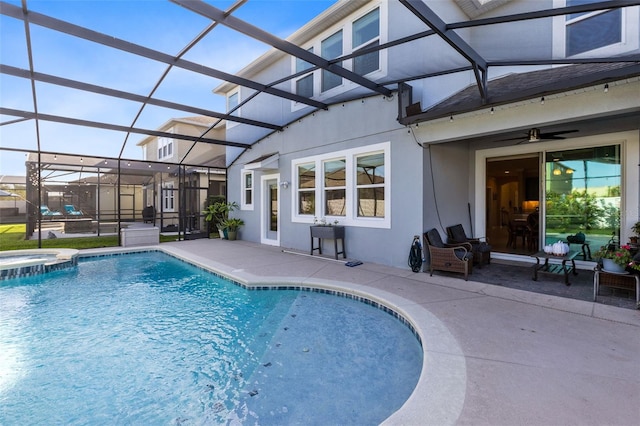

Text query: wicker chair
(423, 228), (473, 281)
(446, 224), (491, 268)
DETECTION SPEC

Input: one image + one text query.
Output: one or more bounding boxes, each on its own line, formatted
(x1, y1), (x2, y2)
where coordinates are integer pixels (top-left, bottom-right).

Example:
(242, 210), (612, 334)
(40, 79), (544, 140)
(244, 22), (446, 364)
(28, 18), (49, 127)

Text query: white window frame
(241, 170), (254, 210)
(161, 181), (175, 212)
(291, 142), (390, 228)
(290, 2), (387, 111)
(552, 0), (639, 58)
(227, 90), (240, 129)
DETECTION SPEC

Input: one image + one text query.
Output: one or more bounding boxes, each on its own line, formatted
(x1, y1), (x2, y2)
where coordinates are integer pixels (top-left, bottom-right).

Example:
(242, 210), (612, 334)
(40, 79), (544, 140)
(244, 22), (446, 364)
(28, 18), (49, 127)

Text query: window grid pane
(324, 159), (346, 187)
(357, 187), (384, 218)
(325, 189), (346, 216)
(296, 74), (314, 98)
(353, 8), (379, 47)
(566, 9), (621, 56)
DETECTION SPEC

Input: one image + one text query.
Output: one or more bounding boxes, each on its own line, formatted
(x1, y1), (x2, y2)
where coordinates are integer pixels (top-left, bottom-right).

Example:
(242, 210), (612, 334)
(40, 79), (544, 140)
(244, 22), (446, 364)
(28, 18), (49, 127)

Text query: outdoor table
(531, 250), (579, 286)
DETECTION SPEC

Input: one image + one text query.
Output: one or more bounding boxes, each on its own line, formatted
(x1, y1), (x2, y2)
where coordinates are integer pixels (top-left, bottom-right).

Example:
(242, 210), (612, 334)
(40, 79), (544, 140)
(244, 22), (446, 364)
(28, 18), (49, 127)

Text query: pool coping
(76, 245), (467, 425)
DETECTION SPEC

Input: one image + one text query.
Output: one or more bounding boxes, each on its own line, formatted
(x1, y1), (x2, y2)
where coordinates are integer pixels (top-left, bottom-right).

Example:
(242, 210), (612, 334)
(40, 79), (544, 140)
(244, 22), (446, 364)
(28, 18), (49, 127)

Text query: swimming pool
(0, 251), (423, 424)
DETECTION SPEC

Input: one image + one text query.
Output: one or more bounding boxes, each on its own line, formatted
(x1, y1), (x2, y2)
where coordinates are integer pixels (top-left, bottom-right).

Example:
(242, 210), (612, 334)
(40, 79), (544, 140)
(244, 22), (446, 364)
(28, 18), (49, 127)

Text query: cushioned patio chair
(64, 205), (84, 216)
(446, 224), (491, 268)
(40, 205), (63, 217)
(423, 228), (473, 281)
(142, 205), (156, 224)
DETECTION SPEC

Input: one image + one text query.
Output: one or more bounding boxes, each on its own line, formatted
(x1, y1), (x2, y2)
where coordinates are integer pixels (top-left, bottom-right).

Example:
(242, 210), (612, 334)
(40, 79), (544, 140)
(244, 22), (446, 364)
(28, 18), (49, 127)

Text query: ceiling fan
(499, 127), (579, 144)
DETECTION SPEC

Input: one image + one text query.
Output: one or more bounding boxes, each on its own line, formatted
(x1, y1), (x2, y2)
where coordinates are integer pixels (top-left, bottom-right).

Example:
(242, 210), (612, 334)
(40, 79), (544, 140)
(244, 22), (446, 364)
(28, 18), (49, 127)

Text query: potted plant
(221, 217), (244, 241)
(593, 244), (640, 273)
(630, 221), (640, 244)
(203, 200), (238, 239)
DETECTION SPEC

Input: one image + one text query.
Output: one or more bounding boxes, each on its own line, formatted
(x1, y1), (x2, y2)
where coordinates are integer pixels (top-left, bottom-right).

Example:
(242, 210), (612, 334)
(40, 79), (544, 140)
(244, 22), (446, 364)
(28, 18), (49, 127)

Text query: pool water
(0, 251), (422, 425)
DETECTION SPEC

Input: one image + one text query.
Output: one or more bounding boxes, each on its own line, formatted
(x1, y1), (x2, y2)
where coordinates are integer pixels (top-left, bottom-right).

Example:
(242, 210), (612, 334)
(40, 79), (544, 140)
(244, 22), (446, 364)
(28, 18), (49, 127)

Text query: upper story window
(321, 30), (343, 92)
(157, 129), (173, 161)
(227, 90), (240, 128)
(352, 8), (380, 76)
(295, 48), (314, 99)
(553, 0), (638, 57)
(241, 170), (254, 210)
(292, 5), (385, 104)
(292, 142), (390, 228)
(566, 0), (621, 56)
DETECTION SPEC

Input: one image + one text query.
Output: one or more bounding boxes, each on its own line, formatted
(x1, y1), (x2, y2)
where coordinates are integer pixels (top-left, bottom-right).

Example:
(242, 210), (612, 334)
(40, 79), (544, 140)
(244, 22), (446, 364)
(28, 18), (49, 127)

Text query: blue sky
(0, 0), (337, 176)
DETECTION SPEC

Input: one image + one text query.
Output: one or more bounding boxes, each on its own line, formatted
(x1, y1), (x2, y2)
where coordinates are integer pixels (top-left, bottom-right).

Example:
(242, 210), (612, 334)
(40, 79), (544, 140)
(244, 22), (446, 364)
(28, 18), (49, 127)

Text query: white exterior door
(261, 174), (280, 246)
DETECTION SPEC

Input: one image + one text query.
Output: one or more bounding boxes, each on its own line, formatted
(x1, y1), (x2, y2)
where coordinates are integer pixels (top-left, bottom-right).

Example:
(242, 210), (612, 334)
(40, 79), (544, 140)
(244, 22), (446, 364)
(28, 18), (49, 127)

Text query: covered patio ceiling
(1, 0), (639, 170)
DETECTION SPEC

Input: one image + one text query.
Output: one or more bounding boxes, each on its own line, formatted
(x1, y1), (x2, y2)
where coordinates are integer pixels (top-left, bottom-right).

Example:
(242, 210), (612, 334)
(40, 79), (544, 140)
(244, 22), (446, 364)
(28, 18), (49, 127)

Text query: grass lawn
(0, 224), (179, 251)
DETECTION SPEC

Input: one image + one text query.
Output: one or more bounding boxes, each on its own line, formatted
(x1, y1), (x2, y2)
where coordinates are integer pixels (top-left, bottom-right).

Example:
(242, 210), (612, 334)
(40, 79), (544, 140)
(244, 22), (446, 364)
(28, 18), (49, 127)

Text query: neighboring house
(214, 0), (639, 269)
(137, 116), (227, 232)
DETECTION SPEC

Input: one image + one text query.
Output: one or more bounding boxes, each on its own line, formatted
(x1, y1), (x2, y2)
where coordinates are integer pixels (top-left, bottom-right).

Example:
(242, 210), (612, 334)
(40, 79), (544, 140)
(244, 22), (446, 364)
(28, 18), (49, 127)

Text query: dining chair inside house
(507, 219), (527, 249)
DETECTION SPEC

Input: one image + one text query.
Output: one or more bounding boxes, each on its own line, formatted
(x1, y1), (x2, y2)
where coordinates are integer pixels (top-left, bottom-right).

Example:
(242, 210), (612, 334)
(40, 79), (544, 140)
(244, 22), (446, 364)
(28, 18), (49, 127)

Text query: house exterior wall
(219, 0), (640, 269)
(229, 96), (439, 267)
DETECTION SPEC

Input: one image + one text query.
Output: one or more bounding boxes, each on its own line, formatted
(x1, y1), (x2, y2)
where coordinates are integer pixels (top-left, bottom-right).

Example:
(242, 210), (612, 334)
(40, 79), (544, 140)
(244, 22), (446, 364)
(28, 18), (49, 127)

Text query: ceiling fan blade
(541, 135), (568, 140)
(495, 135), (527, 142)
(540, 129), (579, 138)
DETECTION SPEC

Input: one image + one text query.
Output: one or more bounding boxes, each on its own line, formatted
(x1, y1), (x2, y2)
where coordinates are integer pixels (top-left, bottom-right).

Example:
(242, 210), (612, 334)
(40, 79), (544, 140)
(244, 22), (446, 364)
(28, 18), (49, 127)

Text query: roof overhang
(243, 152), (279, 171)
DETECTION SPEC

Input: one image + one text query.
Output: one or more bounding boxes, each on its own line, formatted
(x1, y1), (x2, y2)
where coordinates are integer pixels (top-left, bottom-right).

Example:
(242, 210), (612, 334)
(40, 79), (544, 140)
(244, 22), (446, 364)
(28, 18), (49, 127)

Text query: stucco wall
(228, 95), (442, 269)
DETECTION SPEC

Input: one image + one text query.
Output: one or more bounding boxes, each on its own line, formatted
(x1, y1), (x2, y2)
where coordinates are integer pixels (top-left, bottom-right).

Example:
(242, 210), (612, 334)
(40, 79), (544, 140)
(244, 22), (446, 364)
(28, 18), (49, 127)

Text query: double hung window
(321, 30), (343, 92)
(292, 142), (390, 228)
(162, 182), (175, 212)
(292, 5), (384, 100)
(295, 49), (314, 99)
(241, 170), (254, 210)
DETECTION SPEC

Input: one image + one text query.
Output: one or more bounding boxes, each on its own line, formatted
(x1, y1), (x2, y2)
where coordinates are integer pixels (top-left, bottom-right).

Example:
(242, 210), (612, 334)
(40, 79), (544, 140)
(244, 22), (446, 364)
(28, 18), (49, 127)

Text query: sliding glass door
(544, 145), (621, 250)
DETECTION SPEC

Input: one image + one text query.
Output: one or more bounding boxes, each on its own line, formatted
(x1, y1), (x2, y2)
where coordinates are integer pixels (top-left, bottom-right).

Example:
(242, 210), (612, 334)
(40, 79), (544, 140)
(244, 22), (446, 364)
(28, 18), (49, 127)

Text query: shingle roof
(403, 62), (640, 124)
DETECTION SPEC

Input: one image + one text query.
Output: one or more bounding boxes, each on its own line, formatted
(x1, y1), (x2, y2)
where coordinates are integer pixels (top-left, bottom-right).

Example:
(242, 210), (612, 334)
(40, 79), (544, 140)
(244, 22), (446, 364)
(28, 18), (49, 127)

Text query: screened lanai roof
(1, 0), (639, 175)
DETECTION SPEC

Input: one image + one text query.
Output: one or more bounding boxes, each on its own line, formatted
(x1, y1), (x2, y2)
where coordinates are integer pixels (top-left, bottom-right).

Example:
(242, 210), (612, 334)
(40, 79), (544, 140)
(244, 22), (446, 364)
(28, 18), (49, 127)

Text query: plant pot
(630, 236), (638, 244)
(601, 258), (626, 273)
(227, 230), (237, 241)
(217, 227), (228, 240)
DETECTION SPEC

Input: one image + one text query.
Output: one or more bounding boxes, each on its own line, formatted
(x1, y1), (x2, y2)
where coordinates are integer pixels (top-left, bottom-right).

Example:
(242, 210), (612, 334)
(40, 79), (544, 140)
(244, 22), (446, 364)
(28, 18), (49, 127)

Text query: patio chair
(40, 205), (63, 217)
(423, 228), (473, 281)
(142, 205), (156, 225)
(446, 224), (491, 267)
(64, 205), (84, 216)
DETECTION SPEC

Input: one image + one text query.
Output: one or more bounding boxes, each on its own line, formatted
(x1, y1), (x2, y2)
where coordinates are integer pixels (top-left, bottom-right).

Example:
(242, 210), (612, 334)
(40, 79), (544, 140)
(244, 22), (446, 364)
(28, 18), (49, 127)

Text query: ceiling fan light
(528, 128), (541, 142)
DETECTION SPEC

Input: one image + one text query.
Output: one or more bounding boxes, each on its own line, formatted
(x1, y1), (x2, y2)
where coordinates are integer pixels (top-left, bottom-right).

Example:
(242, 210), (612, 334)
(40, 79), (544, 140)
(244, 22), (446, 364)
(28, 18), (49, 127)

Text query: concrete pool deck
(82, 239), (640, 425)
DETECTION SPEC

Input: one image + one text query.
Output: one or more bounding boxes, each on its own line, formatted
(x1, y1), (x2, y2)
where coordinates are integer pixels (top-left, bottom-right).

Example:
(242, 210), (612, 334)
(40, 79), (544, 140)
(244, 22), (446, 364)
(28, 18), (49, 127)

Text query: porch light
(604, 83), (609, 93)
(540, 97), (545, 105)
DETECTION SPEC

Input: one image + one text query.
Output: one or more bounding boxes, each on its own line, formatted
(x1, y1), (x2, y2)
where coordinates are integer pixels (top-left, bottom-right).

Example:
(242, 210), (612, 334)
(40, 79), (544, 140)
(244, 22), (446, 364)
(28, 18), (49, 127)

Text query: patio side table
(310, 225), (346, 260)
(531, 250), (579, 286)
(593, 267), (639, 306)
